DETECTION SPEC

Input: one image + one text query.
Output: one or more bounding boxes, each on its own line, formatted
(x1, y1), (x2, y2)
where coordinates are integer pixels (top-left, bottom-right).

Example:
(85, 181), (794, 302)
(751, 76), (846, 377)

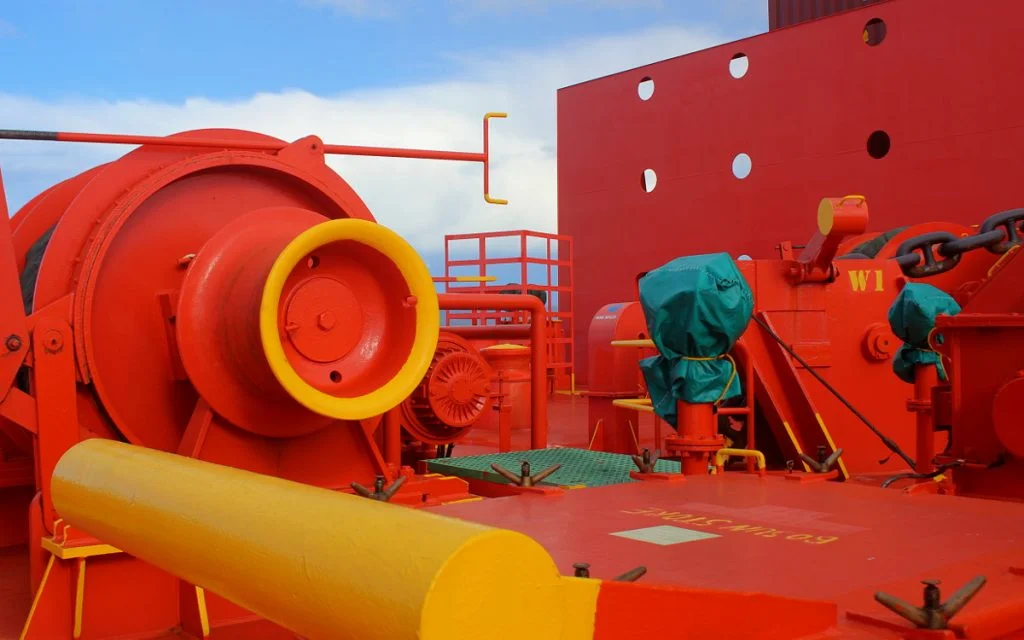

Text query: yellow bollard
(52, 440), (597, 640)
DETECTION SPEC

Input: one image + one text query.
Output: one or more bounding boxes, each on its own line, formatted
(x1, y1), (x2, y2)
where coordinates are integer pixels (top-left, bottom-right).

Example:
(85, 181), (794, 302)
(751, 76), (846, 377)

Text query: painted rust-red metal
(559, 0), (1024, 382)
(438, 293), (548, 449)
(476, 344), (532, 448)
(428, 472), (1024, 637)
(769, 0), (890, 30)
(586, 302), (652, 454)
(399, 332), (493, 446)
(443, 230), (574, 390)
(0, 130), (491, 639)
(930, 248), (1024, 501)
(14, 131), (393, 488)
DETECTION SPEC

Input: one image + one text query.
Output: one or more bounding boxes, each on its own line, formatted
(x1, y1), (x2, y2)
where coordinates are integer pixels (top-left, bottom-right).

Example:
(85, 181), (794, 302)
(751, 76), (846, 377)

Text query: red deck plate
(557, 0), (1024, 382)
(428, 475), (1024, 631)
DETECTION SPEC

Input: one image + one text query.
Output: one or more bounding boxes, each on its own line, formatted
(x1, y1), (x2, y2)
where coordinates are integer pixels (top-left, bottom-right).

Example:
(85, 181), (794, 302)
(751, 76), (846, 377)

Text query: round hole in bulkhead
(737, 254), (752, 261)
(863, 18), (886, 46)
(867, 130), (891, 159)
(641, 168), (657, 193)
(732, 153), (752, 179)
(637, 77), (655, 101)
(307, 255), (320, 269)
(729, 53), (749, 79)
(329, 370), (342, 383)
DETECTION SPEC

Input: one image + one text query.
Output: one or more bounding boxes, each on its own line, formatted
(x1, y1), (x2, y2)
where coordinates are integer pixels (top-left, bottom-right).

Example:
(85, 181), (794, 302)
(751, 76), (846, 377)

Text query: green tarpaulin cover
(887, 282), (961, 383)
(637, 253), (753, 428)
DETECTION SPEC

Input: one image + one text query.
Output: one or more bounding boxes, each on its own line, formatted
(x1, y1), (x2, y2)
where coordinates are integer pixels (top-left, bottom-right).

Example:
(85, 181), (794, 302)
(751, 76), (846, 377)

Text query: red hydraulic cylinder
(437, 293), (547, 449)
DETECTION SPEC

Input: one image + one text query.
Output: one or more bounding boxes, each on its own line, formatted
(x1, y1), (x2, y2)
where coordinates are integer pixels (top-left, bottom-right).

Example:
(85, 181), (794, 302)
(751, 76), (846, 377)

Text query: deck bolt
(351, 474), (407, 502)
(5, 335), (21, 352)
(573, 563), (591, 578)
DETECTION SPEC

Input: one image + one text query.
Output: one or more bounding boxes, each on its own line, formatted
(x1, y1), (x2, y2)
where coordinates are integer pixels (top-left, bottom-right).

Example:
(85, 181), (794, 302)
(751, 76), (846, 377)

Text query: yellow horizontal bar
(612, 399), (655, 413)
(454, 276), (497, 282)
(610, 339), (655, 348)
(40, 537), (121, 560)
(51, 439), (597, 640)
(714, 447), (766, 470)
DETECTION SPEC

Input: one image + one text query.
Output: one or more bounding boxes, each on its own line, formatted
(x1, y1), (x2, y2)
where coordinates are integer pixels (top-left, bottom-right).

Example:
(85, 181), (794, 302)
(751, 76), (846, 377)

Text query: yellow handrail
(610, 339), (656, 348)
(713, 448), (766, 475)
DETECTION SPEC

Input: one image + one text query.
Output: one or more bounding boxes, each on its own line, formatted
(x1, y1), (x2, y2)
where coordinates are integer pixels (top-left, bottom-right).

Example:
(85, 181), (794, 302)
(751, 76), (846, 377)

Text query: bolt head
(317, 311), (336, 331)
(4, 335), (21, 352)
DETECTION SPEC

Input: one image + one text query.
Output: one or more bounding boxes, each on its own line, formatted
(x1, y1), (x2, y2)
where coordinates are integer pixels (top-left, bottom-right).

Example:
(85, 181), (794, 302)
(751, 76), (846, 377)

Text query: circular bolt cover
(5, 335), (21, 352)
(863, 323), (897, 361)
(284, 277), (364, 363)
(44, 330), (63, 353)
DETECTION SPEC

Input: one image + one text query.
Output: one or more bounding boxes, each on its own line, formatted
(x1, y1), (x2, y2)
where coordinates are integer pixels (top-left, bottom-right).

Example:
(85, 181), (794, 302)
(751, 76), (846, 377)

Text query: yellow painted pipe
(713, 447), (767, 470)
(52, 440), (598, 640)
(610, 339), (655, 348)
(611, 399), (655, 413)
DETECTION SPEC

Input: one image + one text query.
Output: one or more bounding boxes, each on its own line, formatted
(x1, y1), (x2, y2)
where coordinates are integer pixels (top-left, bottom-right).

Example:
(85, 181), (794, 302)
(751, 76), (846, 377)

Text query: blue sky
(1, 1), (764, 101)
(0, 0), (765, 277)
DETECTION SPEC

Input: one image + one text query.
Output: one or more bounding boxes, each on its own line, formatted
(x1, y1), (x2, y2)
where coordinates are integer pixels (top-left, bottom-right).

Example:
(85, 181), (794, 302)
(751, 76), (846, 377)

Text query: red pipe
(0, 129), (484, 163)
(438, 293), (547, 449)
(673, 402), (722, 475)
(911, 365), (939, 474)
(383, 408), (401, 470)
(443, 325), (531, 340)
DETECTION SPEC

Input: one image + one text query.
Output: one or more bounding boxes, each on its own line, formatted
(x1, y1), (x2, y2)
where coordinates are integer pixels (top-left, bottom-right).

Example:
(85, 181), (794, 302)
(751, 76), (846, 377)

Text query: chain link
(894, 209), (1024, 278)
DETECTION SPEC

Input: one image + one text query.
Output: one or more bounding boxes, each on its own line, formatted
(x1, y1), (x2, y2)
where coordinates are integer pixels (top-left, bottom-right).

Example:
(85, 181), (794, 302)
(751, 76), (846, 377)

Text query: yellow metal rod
(610, 339), (655, 348)
(611, 399), (655, 413)
(52, 440), (597, 640)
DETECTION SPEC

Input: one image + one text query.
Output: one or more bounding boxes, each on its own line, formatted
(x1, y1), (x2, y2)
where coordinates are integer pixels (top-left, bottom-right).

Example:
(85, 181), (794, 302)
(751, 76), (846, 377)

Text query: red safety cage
(442, 230), (574, 391)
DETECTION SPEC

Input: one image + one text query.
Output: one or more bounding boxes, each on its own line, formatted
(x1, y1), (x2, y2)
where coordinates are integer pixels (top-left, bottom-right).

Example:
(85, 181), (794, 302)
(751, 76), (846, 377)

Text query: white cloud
(0, 24), (723, 257)
(0, 19), (16, 38)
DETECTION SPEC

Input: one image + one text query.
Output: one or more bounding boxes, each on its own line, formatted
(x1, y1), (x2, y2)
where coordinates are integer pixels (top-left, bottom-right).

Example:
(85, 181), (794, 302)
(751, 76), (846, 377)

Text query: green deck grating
(425, 448), (681, 488)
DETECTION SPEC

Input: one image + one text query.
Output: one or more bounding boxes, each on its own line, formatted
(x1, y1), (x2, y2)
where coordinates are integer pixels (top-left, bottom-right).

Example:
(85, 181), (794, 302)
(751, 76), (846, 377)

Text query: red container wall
(769, 0), (890, 30)
(557, 0), (1024, 383)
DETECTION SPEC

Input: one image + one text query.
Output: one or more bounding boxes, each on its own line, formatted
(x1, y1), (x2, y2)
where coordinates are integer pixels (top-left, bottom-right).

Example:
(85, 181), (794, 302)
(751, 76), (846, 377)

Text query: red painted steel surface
(477, 344), (531, 434)
(932, 248), (1024, 501)
(769, 0), (890, 30)
(438, 293), (549, 449)
(558, 0), (1024, 382)
(586, 302), (653, 454)
(2, 130), (486, 638)
(429, 474), (1024, 635)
